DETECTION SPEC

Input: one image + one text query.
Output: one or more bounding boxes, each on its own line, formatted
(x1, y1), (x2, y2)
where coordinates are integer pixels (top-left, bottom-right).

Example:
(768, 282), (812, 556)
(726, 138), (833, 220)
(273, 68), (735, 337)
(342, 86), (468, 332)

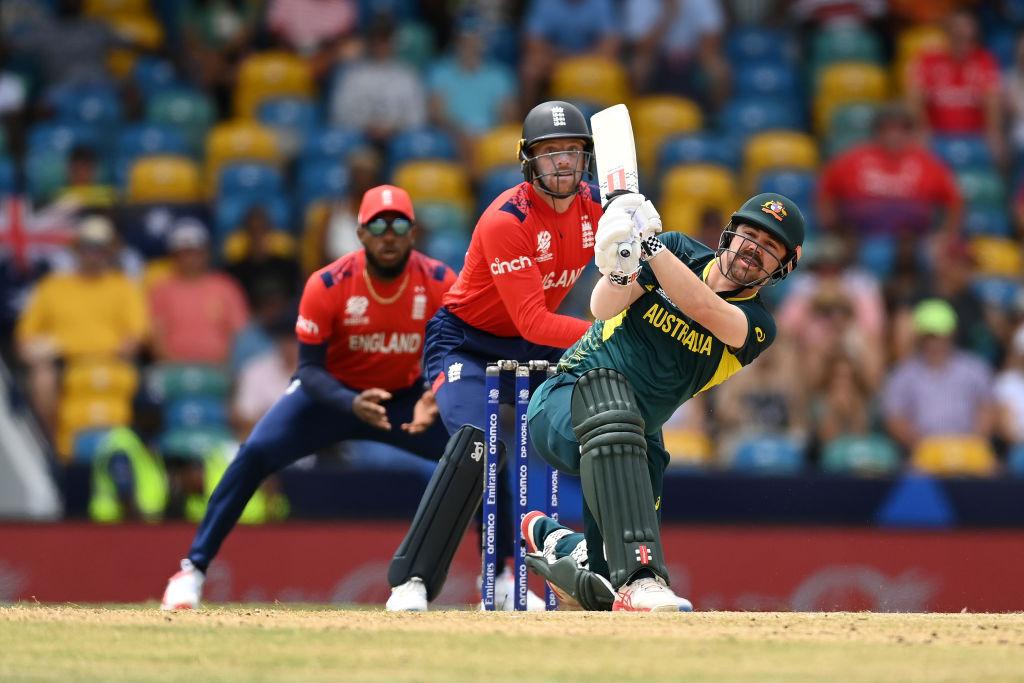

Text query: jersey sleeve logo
(536, 230), (553, 262)
(295, 315), (320, 336)
(490, 255), (533, 275)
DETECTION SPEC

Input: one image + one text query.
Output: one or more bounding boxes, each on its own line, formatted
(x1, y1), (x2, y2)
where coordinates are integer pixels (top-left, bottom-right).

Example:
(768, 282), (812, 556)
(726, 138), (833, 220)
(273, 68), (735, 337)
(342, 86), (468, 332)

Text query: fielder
(385, 101), (601, 611)
(522, 191), (805, 611)
(160, 185), (455, 610)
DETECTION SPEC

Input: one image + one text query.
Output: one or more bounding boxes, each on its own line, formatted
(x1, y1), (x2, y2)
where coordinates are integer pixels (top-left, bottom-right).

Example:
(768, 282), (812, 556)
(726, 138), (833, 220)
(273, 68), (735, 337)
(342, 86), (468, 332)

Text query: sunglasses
(365, 216), (412, 236)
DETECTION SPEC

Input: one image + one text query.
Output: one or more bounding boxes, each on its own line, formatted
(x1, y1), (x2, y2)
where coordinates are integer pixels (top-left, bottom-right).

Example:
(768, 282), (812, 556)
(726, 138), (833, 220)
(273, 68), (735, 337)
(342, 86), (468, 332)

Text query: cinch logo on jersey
(641, 302), (713, 356)
(542, 266), (585, 291)
(536, 230), (553, 262)
(348, 332), (422, 354)
(295, 315), (320, 336)
(490, 255), (533, 275)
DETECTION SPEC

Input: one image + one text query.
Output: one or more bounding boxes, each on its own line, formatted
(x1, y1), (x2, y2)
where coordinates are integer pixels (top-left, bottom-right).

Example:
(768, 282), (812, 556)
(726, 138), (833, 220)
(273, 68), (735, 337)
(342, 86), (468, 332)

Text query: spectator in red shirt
(817, 103), (963, 244)
(906, 9), (1005, 166)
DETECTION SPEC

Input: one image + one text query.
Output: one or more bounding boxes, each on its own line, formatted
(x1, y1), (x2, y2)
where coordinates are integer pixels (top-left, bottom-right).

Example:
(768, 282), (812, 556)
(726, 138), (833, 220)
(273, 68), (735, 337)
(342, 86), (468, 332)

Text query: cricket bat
(590, 103), (642, 261)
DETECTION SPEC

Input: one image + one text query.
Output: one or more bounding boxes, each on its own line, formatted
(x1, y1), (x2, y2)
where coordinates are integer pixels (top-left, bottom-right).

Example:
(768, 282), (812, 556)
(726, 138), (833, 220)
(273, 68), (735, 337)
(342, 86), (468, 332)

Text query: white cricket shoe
(386, 577), (428, 612)
(483, 567), (546, 611)
(160, 559), (205, 611)
(612, 576), (683, 613)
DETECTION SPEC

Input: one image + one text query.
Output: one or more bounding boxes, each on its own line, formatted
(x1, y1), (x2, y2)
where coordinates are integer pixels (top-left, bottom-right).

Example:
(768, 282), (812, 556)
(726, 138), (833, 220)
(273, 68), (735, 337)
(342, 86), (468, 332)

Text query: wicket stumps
(482, 360), (559, 611)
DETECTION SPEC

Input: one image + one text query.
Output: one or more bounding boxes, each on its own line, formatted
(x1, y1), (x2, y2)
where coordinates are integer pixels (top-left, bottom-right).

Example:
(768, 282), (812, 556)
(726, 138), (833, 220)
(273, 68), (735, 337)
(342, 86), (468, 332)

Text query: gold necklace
(363, 268), (409, 305)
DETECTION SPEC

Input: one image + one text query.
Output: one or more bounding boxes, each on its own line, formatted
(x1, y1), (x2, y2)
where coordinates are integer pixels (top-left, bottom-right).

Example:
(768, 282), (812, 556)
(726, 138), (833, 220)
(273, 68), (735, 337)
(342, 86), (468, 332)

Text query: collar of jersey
(701, 259), (758, 302)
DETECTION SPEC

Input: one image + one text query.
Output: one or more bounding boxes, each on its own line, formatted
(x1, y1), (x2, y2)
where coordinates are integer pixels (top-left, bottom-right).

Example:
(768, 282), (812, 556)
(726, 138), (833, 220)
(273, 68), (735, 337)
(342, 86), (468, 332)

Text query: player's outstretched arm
(590, 275), (644, 320)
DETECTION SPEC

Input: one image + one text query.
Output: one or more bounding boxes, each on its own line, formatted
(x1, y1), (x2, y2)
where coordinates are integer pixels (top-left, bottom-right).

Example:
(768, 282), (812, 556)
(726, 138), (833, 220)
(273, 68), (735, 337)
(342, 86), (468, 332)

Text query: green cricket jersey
(557, 232), (776, 434)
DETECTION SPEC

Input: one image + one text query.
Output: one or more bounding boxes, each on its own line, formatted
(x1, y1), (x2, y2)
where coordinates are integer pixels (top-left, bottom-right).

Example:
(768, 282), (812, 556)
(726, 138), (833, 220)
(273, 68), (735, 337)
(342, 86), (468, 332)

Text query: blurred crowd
(2, 0), (1024, 515)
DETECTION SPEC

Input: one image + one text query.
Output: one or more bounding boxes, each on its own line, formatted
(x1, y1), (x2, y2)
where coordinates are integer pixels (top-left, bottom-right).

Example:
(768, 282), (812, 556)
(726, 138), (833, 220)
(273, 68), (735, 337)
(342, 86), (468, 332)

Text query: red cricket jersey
(296, 249), (456, 391)
(443, 182), (601, 348)
(913, 48), (1000, 134)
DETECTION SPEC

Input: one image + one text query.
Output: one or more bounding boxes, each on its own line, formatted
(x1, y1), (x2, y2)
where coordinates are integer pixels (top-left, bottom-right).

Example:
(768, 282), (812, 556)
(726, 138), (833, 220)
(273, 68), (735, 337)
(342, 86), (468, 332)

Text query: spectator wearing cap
(817, 103), (963, 244)
(327, 15), (427, 143)
(15, 215), (148, 446)
(906, 8), (1005, 167)
(994, 324), (1024, 449)
(882, 299), (994, 452)
(148, 219), (249, 365)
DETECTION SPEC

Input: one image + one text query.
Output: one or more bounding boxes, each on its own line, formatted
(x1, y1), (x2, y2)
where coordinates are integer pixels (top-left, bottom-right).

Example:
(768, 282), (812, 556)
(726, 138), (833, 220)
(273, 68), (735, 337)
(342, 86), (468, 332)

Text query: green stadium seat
(159, 427), (234, 461)
(149, 364), (230, 402)
(957, 169), (1006, 208)
(415, 201), (471, 237)
(822, 434), (901, 476)
(146, 89), (216, 156)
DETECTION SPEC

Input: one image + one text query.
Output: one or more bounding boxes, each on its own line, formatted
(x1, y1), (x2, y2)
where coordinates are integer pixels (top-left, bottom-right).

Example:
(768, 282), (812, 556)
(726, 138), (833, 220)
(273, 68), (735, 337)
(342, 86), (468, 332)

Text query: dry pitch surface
(2, 605), (1023, 683)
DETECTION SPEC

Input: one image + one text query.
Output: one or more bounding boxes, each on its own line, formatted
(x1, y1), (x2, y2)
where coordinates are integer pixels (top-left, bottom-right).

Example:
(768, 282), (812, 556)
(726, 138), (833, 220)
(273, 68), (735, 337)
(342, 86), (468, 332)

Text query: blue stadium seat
(726, 27), (795, 65)
(0, 158), (15, 193)
(931, 135), (994, 171)
(387, 127), (458, 172)
(300, 126), (366, 162)
(28, 122), (104, 155)
(858, 234), (896, 278)
(423, 231), (471, 272)
(219, 163), (285, 199)
(964, 207), (1012, 237)
(132, 56), (180, 98)
(972, 277), (1022, 310)
(731, 436), (805, 475)
(296, 157), (350, 209)
(717, 99), (803, 139)
(113, 124), (188, 187)
(734, 62), (799, 98)
(24, 150), (67, 201)
(71, 428), (112, 463)
(415, 201), (471, 236)
(49, 83), (122, 126)
(659, 133), (742, 173)
(478, 165), (524, 215)
(1008, 443), (1024, 477)
(987, 27), (1017, 70)
(164, 396), (229, 431)
(257, 97), (320, 153)
(755, 170), (816, 208)
(215, 193), (292, 240)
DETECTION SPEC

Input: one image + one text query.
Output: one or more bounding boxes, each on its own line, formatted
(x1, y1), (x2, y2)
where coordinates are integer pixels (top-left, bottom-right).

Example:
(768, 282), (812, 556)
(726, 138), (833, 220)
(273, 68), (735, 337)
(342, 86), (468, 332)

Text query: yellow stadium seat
(127, 155), (202, 203)
(894, 24), (948, 94)
(205, 121), (282, 186)
(743, 131), (819, 190)
(660, 164), (739, 222)
(143, 256), (176, 290)
(911, 435), (998, 477)
(235, 51), (314, 118)
(393, 161), (472, 210)
(107, 13), (165, 50)
(660, 200), (702, 237)
(814, 62), (888, 133)
(549, 56), (629, 108)
(83, 0), (149, 17)
(475, 124), (523, 175)
(664, 428), (714, 469)
(970, 237), (1023, 278)
(57, 395), (133, 459)
(632, 96), (703, 179)
(63, 357), (138, 401)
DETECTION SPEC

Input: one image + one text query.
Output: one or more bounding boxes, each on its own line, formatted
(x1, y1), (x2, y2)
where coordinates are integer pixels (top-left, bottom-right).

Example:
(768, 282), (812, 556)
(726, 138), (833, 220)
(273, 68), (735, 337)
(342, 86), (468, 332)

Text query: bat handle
(617, 242), (633, 260)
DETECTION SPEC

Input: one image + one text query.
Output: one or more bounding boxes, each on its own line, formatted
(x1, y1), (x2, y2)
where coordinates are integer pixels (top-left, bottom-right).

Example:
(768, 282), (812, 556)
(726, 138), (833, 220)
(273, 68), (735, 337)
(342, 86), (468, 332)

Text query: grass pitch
(2, 605), (1023, 683)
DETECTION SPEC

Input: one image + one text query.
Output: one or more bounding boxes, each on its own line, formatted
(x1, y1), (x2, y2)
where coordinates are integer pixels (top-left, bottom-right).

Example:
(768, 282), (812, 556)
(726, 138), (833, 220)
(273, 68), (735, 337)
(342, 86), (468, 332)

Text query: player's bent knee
(570, 368), (646, 456)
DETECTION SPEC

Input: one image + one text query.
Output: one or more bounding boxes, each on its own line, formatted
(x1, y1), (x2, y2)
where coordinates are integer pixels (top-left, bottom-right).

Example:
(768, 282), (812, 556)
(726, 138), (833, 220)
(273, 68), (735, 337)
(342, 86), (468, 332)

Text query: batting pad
(388, 425), (502, 601)
(571, 368), (668, 588)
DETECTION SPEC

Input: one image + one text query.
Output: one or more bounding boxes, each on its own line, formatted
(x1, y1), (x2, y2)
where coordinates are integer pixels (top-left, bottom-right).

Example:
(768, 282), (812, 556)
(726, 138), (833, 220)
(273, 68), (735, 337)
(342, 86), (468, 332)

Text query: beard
(365, 247), (411, 279)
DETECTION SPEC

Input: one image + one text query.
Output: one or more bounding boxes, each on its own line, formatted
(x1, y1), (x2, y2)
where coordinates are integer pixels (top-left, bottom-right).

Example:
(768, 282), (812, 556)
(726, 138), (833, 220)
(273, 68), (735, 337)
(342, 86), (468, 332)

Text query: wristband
(639, 235), (664, 261)
(608, 267), (641, 287)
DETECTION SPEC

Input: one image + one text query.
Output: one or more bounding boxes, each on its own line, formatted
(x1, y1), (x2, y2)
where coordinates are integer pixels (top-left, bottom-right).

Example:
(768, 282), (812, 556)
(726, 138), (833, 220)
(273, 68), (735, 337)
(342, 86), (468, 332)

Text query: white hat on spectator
(167, 218), (209, 251)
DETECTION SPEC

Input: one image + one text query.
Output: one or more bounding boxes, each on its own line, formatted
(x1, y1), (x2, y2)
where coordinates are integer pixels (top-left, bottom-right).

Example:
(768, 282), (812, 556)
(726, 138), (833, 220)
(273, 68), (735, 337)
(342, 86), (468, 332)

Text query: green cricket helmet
(717, 192), (805, 288)
(517, 100), (593, 199)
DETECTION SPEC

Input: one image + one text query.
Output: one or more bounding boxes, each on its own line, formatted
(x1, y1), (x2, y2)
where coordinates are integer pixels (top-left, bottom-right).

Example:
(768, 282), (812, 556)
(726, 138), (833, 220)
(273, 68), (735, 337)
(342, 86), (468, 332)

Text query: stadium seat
(50, 83), (122, 126)
(814, 63), (888, 133)
(857, 234), (896, 278)
(827, 102), (878, 142)
(148, 364), (230, 402)
(731, 436), (804, 475)
(422, 231), (471, 272)
(660, 200), (704, 236)
(0, 158), (16, 193)
(215, 193), (292, 239)
(726, 27), (796, 65)
(964, 207), (1012, 237)
(742, 131), (818, 191)
(62, 357), (138, 401)
(718, 99), (803, 140)
(477, 165), (523, 215)
(28, 122), (104, 156)
(632, 96), (703, 177)
(821, 434), (901, 476)
(107, 12), (165, 50)
(971, 277), (1022, 310)
(126, 155), (202, 203)
(300, 126), (366, 163)
(205, 121), (282, 186)
(387, 127), (458, 173)
(296, 157), (349, 209)
(658, 133), (741, 173)
(219, 163), (285, 200)
(24, 150), (68, 202)
(549, 55), (629, 108)
(894, 24), (947, 93)
(660, 164), (738, 219)
(755, 170), (817, 209)
(395, 20), (437, 67)
(234, 51), (313, 118)
(146, 89), (216, 155)
(911, 435), (998, 477)
(83, 0), (149, 18)
(257, 97), (321, 156)
(57, 395), (132, 459)
(132, 56), (179, 98)
(932, 136), (993, 171)
(113, 124), (188, 187)
(164, 396), (229, 431)
(1007, 444), (1024, 477)
(159, 426), (234, 461)
(415, 201), (471, 237)
(811, 25), (884, 71)
(663, 429), (714, 469)
(393, 160), (472, 209)
(71, 428), (112, 463)
(475, 124), (523, 176)
(957, 169), (1006, 207)
(733, 62), (799, 98)
(970, 237), (1023, 278)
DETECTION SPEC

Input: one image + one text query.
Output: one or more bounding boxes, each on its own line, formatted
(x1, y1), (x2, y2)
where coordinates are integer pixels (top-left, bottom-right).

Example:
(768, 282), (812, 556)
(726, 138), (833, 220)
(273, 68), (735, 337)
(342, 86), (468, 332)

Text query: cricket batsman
(521, 191), (805, 611)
